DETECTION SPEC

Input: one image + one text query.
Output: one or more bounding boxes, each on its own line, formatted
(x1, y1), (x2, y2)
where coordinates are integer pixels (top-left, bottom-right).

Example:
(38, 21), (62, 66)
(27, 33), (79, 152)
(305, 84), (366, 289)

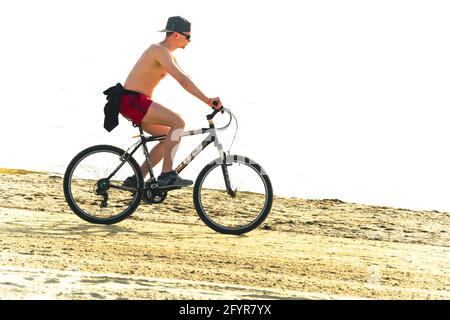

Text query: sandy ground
(0, 170), (449, 299)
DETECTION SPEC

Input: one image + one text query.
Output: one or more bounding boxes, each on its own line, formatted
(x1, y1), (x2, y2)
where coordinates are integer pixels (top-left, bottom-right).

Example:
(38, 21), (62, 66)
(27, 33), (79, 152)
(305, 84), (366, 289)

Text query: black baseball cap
(159, 16), (191, 33)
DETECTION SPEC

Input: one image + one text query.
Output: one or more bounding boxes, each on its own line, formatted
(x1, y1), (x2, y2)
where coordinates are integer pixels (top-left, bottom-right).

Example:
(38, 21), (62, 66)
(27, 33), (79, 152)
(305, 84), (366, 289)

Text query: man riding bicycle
(113, 16), (223, 188)
(66, 17), (272, 232)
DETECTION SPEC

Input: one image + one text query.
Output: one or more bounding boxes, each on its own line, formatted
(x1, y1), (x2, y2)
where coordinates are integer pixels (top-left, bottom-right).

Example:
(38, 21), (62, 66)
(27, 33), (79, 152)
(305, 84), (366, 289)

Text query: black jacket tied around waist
(103, 83), (140, 132)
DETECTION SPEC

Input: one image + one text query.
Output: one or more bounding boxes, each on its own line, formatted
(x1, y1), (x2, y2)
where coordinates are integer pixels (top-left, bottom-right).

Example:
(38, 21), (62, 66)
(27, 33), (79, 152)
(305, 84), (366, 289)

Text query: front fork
(221, 161), (236, 197)
(216, 138), (236, 197)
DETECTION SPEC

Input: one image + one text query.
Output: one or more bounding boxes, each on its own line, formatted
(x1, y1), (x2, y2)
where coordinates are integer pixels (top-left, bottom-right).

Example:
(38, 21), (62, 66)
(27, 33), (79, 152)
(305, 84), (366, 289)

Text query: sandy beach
(0, 169), (448, 299)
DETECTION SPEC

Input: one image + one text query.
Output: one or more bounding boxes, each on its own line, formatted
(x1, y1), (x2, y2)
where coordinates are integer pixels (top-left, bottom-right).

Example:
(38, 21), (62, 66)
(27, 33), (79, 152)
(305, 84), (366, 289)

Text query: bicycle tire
(193, 154), (273, 235)
(63, 144), (144, 224)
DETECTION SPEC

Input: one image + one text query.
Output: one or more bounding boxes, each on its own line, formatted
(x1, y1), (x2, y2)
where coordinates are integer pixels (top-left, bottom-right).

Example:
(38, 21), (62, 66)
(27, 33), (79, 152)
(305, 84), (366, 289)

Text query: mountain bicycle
(63, 106), (273, 235)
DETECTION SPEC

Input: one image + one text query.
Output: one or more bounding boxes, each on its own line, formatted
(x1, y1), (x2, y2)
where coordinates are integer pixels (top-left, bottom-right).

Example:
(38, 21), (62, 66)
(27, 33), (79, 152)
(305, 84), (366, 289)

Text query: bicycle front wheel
(63, 145), (144, 224)
(193, 155), (273, 235)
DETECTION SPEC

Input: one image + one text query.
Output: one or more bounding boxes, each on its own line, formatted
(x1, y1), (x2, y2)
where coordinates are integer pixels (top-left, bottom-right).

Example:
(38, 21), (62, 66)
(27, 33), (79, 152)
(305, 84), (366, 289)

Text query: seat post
(138, 125), (156, 183)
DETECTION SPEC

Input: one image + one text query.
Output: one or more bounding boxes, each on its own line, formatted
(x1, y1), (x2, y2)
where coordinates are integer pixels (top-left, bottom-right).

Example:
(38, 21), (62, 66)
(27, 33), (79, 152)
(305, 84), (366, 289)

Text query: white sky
(1, 0), (450, 211)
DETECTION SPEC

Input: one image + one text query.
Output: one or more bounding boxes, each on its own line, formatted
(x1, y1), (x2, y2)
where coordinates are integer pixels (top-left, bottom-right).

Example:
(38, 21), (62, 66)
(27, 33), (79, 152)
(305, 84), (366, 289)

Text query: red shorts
(119, 93), (153, 126)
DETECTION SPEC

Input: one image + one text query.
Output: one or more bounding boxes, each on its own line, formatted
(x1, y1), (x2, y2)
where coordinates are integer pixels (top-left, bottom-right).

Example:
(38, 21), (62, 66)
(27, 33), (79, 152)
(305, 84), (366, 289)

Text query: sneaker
(157, 171), (193, 188)
(123, 175), (137, 188)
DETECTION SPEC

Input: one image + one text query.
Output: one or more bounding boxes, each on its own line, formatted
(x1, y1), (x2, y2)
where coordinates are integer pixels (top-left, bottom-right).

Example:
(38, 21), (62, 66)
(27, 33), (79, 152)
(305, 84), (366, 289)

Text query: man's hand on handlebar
(208, 97), (223, 110)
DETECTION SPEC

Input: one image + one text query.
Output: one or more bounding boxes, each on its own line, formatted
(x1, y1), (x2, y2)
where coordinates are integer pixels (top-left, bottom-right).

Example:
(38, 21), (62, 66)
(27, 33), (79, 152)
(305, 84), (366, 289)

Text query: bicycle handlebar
(207, 100), (224, 120)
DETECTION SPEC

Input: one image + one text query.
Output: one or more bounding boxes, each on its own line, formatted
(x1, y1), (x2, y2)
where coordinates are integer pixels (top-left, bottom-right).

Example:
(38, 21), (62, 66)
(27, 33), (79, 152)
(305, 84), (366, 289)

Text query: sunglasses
(178, 32), (191, 41)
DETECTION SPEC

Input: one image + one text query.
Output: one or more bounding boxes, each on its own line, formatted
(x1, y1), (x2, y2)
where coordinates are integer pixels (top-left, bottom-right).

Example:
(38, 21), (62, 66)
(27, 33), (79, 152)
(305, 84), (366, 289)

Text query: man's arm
(156, 46), (209, 104)
(173, 56), (189, 77)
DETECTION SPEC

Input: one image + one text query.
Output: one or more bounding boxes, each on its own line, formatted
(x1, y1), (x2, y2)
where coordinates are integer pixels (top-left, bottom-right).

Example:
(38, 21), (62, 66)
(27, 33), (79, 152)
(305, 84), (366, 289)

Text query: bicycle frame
(107, 114), (228, 189)
(64, 106), (272, 233)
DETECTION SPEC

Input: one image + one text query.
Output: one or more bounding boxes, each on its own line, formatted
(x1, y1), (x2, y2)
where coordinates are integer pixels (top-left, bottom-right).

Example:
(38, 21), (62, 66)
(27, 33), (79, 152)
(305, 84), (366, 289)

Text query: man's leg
(141, 102), (185, 173)
(140, 102), (192, 187)
(140, 123), (170, 178)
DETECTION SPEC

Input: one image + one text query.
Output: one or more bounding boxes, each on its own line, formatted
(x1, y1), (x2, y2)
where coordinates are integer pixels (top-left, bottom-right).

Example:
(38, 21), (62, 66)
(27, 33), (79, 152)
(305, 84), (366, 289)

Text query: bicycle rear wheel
(63, 145), (144, 224)
(193, 155), (273, 235)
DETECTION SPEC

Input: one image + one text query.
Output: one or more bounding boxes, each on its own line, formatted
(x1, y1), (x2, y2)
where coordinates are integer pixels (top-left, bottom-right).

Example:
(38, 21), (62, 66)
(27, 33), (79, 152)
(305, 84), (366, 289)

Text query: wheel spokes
(69, 151), (139, 220)
(198, 161), (269, 230)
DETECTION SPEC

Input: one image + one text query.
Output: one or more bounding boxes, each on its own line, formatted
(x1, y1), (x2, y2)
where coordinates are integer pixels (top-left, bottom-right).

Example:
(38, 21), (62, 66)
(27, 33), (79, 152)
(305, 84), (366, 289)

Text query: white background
(0, 0), (449, 212)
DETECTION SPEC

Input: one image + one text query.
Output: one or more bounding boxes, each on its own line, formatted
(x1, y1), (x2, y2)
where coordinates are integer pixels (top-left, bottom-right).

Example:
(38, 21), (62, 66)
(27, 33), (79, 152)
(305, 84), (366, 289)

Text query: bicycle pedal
(157, 185), (182, 192)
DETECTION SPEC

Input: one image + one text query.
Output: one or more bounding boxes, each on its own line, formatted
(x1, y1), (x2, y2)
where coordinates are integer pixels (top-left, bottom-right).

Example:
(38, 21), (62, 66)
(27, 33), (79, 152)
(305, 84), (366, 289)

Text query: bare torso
(124, 44), (168, 98)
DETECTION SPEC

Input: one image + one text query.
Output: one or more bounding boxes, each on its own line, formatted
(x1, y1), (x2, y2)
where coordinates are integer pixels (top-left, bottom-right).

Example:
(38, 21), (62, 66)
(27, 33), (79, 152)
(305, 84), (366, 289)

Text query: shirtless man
(120, 16), (223, 188)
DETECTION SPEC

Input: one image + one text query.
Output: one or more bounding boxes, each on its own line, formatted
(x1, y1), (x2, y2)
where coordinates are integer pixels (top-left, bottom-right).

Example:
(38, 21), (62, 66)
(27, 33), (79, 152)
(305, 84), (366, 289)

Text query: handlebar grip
(212, 100), (224, 114)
